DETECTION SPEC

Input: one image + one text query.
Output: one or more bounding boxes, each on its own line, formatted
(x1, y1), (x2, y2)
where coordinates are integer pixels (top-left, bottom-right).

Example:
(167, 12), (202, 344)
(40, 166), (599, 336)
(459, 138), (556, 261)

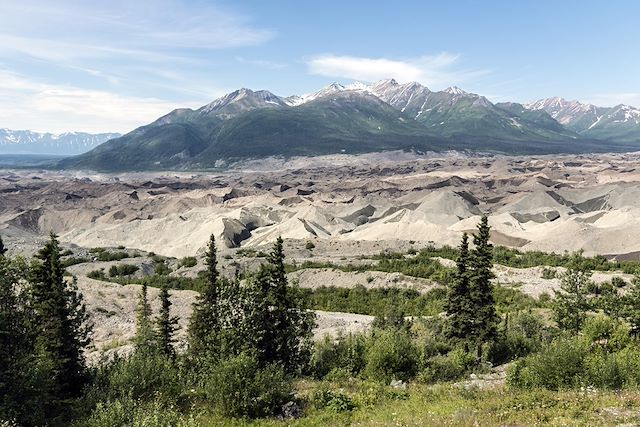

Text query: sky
(0, 0), (639, 133)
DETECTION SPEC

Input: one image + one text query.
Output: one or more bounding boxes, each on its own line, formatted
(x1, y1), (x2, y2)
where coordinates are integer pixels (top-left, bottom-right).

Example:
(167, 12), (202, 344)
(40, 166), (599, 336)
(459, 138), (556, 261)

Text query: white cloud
(0, 1), (266, 132)
(0, 70), (202, 133)
(585, 93), (640, 108)
(307, 53), (488, 88)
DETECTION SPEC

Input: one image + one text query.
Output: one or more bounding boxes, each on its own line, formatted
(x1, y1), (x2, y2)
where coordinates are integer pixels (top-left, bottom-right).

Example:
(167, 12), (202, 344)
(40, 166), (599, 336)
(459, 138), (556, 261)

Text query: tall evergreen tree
(254, 237), (314, 372)
(28, 233), (90, 418)
(444, 232), (474, 339)
(0, 255), (32, 423)
(468, 216), (498, 343)
(188, 234), (220, 357)
(134, 283), (155, 353)
(156, 284), (178, 358)
(0, 235), (7, 256)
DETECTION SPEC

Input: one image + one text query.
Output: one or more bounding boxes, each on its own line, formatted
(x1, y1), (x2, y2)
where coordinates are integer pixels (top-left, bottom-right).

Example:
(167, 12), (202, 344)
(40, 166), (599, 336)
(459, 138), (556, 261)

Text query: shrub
(612, 276), (627, 288)
(92, 353), (184, 404)
(90, 248), (132, 262)
(87, 269), (106, 280)
(541, 268), (556, 279)
(77, 397), (194, 427)
(364, 330), (419, 382)
(108, 264), (139, 277)
(310, 386), (356, 412)
(581, 315), (630, 351)
(507, 336), (589, 389)
(204, 353), (292, 418)
(305, 241), (316, 250)
(584, 350), (622, 389)
(419, 348), (476, 383)
(154, 262), (171, 276)
(582, 315), (616, 344)
(178, 257), (197, 268)
(490, 311), (553, 364)
(311, 333), (367, 379)
(615, 346), (640, 387)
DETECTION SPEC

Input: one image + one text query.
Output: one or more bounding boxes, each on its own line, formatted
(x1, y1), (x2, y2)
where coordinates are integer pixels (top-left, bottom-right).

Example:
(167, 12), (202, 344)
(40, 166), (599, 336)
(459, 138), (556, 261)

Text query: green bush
(490, 311), (554, 364)
(311, 333), (367, 379)
(90, 248), (132, 262)
(154, 262), (172, 276)
(87, 269), (106, 280)
(584, 350), (622, 389)
(310, 386), (356, 412)
(507, 336), (589, 390)
(108, 264), (139, 277)
(364, 330), (419, 382)
(77, 397), (195, 427)
(611, 276), (627, 288)
(62, 256), (90, 268)
(541, 268), (556, 279)
(419, 348), (476, 383)
(304, 285), (446, 317)
(582, 315), (631, 351)
(178, 257), (197, 268)
(615, 346), (640, 387)
(91, 353), (185, 404)
(204, 353), (292, 418)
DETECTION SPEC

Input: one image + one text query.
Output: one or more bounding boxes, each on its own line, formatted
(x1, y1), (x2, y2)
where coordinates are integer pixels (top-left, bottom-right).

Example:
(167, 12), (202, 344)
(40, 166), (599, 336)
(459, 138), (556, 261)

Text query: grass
(164, 384), (640, 426)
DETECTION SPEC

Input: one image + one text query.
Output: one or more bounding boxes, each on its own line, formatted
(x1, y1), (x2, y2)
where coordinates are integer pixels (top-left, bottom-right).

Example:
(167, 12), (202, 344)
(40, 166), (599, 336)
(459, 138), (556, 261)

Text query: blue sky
(0, 0), (639, 133)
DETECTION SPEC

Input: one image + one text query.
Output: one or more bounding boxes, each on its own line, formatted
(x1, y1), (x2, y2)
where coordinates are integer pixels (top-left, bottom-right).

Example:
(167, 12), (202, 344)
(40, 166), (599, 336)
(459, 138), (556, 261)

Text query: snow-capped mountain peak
(444, 86), (468, 96)
(344, 81), (371, 91)
(0, 129), (120, 155)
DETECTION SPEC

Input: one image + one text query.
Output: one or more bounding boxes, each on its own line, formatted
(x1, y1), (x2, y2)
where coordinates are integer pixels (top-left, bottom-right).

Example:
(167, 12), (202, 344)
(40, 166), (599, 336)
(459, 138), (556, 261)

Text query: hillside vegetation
(4, 219), (640, 426)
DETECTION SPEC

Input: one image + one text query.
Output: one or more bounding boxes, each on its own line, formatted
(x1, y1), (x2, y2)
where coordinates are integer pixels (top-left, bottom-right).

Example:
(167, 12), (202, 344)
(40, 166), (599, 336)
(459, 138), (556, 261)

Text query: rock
(390, 379), (407, 390)
(281, 401), (301, 419)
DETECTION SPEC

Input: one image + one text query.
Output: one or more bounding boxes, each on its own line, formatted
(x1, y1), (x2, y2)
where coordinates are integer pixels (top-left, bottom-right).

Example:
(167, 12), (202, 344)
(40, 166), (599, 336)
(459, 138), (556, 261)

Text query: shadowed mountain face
(59, 80), (640, 171)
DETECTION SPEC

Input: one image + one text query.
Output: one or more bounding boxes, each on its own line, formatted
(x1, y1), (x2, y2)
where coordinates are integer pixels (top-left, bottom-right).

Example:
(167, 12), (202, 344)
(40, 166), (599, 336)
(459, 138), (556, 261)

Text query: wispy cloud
(0, 1), (275, 60)
(0, 70), (201, 133)
(0, 1), (272, 132)
(306, 53), (488, 88)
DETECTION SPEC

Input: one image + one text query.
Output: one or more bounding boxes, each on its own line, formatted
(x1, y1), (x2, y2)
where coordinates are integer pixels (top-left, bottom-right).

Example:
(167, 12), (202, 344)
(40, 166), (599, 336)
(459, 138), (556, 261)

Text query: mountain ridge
(0, 129), (121, 155)
(58, 80), (640, 171)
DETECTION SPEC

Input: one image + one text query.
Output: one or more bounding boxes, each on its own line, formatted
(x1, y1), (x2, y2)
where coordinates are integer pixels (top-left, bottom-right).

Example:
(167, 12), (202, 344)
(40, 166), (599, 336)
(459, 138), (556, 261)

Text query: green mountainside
(59, 81), (640, 171)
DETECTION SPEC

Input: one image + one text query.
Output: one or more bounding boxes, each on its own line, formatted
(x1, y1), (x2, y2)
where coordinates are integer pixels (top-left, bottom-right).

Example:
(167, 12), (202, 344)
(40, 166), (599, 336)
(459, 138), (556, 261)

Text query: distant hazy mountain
(59, 80), (640, 171)
(0, 129), (120, 155)
(526, 97), (640, 143)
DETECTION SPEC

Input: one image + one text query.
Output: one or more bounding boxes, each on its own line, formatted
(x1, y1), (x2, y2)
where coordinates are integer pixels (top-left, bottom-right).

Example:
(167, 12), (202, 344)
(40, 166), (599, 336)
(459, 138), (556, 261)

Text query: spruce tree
(156, 284), (178, 358)
(29, 232), (90, 417)
(468, 216), (498, 343)
(0, 235), (7, 256)
(254, 237), (314, 372)
(188, 234), (220, 357)
(0, 255), (32, 423)
(134, 283), (155, 353)
(444, 232), (474, 339)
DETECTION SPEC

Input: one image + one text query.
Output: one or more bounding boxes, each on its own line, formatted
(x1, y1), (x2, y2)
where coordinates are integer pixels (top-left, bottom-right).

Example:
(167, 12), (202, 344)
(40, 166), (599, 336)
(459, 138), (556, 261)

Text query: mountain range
(55, 80), (640, 171)
(0, 129), (120, 155)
